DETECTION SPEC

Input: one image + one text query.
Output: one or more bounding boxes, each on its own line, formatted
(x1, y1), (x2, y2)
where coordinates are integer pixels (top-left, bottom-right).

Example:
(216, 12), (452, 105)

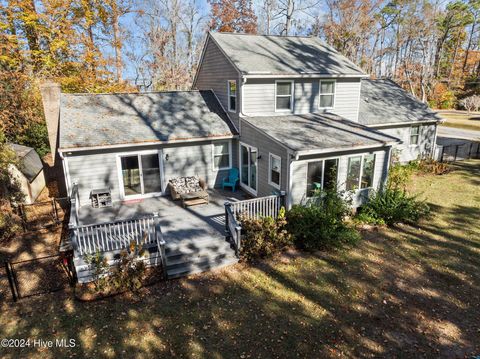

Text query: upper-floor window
(410, 126), (420, 145)
(346, 154), (375, 191)
(228, 80), (237, 112)
(275, 81), (294, 111)
(319, 80), (335, 109)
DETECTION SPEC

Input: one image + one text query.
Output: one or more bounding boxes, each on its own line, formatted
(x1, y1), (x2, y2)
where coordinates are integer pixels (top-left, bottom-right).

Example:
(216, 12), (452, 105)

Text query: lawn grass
(438, 112), (480, 131)
(1, 161), (479, 358)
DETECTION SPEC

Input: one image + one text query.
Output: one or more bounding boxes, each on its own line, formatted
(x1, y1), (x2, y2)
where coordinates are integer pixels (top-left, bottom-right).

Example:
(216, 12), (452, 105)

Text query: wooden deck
(75, 189), (249, 279)
(77, 189), (247, 244)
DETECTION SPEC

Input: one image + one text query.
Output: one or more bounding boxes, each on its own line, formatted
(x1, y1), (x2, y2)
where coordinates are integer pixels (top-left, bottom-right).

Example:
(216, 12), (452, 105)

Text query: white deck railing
(229, 194), (283, 221)
(225, 193), (285, 255)
(73, 215), (157, 256)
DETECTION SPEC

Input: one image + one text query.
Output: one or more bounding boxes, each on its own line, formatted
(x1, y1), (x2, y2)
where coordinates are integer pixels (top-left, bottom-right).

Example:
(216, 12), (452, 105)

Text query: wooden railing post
(224, 201), (231, 237)
(154, 215), (167, 280)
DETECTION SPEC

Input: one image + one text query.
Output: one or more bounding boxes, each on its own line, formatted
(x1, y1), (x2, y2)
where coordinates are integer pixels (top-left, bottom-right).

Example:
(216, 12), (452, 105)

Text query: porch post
(279, 191), (286, 209)
(224, 201), (231, 237)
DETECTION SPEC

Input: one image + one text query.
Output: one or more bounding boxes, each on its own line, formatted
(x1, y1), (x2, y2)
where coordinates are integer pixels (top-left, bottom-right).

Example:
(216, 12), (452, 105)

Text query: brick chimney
(39, 81), (61, 163)
(40, 81), (67, 196)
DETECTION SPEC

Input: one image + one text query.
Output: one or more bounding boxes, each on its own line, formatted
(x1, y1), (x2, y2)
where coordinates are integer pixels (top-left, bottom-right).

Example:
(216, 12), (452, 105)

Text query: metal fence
(434, 141), (480, 162)
(16, 197), (69, 231)
(4, 253), (76, 302)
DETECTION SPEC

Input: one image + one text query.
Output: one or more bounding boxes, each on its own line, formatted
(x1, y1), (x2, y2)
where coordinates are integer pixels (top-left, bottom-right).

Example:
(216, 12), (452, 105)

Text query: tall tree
(209, 0), (258, 34)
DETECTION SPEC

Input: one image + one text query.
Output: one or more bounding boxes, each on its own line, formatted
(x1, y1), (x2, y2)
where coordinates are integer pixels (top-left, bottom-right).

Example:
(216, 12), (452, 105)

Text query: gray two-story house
(41, 32), (441, 280)
(45, 32), (441, 210)
(193, 32), (440, 206)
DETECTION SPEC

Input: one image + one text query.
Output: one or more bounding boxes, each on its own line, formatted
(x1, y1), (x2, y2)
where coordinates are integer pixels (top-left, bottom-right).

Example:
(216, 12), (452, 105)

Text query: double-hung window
(319, 80), (335, 109)
(213, 141), (231, 170)
(275, 81), (293, 111)
(269, 153), (281, 189)
(410, 126), (420, 145)
(228, 80), (237, 112)
(346, 154), (376, 191)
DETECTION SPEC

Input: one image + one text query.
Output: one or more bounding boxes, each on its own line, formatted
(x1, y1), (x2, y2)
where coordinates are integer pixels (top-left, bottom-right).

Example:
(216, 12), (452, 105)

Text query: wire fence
(16, 197), (69, 231)
(4, 253), (76, 302)
(434, 141), (480, 162)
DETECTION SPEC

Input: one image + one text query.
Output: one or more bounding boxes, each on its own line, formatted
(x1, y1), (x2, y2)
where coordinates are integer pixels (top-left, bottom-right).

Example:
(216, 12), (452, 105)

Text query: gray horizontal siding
(290, 147), (390, 207)
(239, 119), (289, 197)
(242, 78), (361, 121)
(195, 37), (240, 129)
(66, 139), (238, 204)
(378, 124), (436, 163)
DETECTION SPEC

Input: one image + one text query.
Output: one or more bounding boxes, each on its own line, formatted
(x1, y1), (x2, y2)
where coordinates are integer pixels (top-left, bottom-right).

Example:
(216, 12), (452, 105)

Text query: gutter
(293, 142), (398, 160)
(243, 73), (368, 79)
(366, 119), (442, 128)
(59, 135), (238, 153)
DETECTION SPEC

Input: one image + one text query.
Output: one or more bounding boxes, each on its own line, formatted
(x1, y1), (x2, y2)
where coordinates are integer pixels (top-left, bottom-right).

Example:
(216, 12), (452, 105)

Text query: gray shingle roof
(243, 113), (399, 153)
(59, 90), (236, 150)
(359, 79), (441, 126)
(10, 143), (43, 182)
(210, 32), (366, 77)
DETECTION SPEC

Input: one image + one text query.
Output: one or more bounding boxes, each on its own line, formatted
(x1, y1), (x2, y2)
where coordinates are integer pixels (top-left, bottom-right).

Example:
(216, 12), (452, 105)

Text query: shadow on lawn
(1, 186), (480, 356)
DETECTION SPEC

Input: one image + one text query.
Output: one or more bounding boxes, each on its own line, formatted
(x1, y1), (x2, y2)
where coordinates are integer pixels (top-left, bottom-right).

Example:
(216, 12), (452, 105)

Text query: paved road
(437, 126), (480, 145)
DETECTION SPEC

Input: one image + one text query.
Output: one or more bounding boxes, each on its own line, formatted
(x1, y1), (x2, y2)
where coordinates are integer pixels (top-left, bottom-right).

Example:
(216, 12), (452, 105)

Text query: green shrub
(387, 162), (416, 190)
(286, 189), (360, 250)
(110, 241), (147, 293)
(240, 207), (293, 261)
(84, 251), (110, 293)
(84, 241), (148, 295)
(358, 188), (430, 226)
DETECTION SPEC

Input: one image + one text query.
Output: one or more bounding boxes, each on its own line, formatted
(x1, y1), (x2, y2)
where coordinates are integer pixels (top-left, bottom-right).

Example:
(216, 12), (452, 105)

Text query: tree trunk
(462, 16), (477, 74)
(111, 3), (123, 83)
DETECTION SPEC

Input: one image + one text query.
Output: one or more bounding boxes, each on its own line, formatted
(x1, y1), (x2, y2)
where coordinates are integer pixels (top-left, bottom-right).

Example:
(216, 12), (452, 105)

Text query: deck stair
(165, 237), (238, 279)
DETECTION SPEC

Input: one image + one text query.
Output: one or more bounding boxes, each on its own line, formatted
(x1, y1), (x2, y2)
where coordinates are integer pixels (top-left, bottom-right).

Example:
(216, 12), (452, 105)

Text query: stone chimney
(39, 81), (61, 164)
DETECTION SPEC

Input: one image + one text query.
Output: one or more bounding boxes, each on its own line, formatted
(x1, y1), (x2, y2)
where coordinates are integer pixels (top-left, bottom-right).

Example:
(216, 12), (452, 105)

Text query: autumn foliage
(209, 0), (258, 34)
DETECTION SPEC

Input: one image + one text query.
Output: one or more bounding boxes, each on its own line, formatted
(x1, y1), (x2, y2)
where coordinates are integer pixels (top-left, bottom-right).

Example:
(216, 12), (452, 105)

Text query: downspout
(240, 75), (248, 131)
(384, 146), (393, 189)
(59, 150), (71, 196)
(286, 150), (295, 210)
(431, 123), (439, 159)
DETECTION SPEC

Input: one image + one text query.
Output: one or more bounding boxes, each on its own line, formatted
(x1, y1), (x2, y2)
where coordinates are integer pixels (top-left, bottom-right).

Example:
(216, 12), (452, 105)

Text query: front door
(240, 143), (257, 195)
(119, 151), (163, 199)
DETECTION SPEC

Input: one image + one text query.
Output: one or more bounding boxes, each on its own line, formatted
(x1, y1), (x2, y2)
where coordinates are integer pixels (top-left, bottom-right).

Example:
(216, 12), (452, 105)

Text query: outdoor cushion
(170, 177), (188, 194)
(185, 176), (202, 192)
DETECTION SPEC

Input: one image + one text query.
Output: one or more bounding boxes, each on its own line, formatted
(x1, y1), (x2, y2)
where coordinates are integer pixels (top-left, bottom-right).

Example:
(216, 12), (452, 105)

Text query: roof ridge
(211, 31), (314, 39)
(61, 89), (206, 96)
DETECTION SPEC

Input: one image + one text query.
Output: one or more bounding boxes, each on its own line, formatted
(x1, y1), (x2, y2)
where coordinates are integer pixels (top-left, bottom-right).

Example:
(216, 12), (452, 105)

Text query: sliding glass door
(240, 143), (257, 194)
(119, 151), (162, 199)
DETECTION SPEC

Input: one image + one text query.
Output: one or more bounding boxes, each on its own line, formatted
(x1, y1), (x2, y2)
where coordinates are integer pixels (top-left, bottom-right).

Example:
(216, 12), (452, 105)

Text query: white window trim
(212, 140), (232, 171)
(409, 125), (420, 147)
(239, 142), (258, 196)
(318, 79), (336, 110)
(306, 158), (339, 197)
(346, 153), (376, 191)
(227, 80), (237, 113)
(274, 80), (294, 112)
(116, 149), (164, 200)
(268, 153), (282, 190)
